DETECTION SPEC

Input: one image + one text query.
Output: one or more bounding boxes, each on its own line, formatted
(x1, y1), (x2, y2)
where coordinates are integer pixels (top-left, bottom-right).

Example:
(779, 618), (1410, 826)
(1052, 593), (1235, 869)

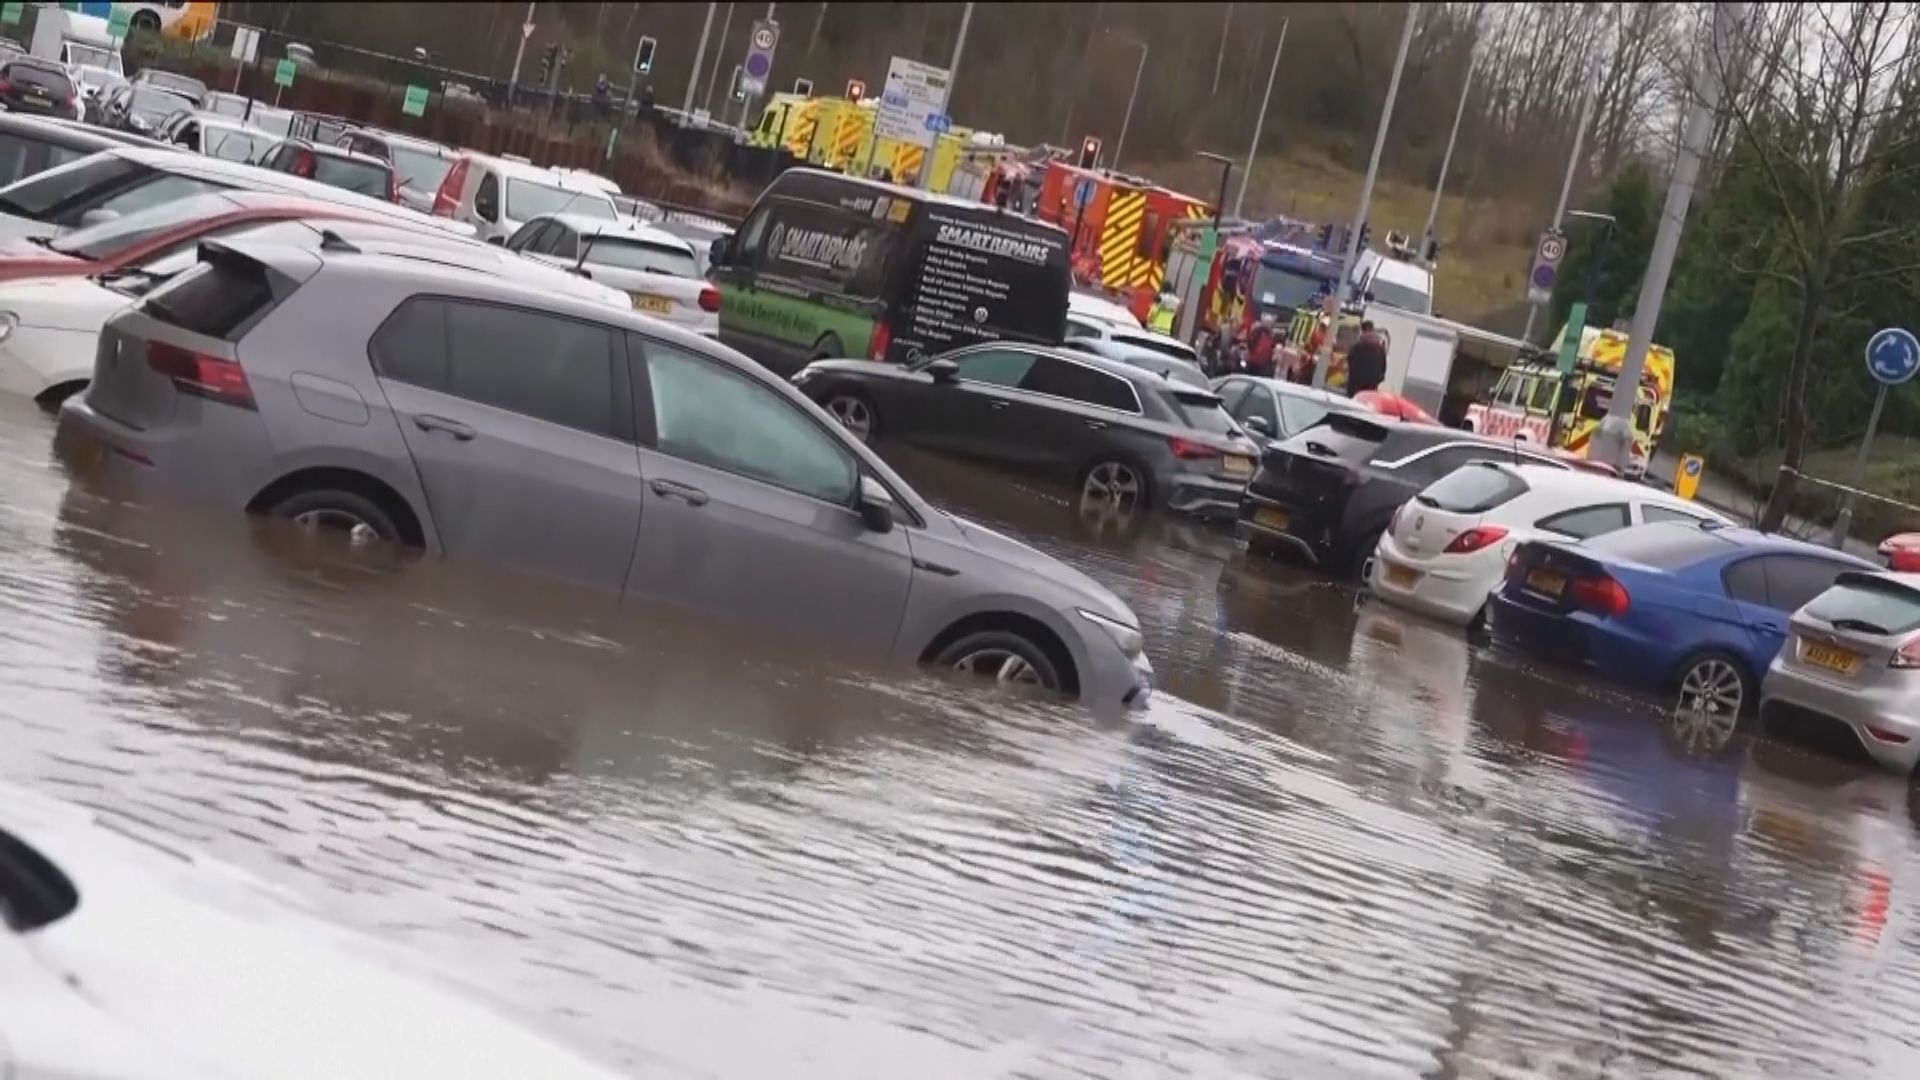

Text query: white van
(429, 152), (620, 245)
(1350, 249), (1434, 316)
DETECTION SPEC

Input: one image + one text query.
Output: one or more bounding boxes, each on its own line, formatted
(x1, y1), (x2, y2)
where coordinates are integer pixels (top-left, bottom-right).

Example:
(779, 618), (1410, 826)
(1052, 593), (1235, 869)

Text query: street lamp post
(1545, 209), (1616, 450)
(1179, 151), (1235, 347)
(1111, 35), (1148, 166)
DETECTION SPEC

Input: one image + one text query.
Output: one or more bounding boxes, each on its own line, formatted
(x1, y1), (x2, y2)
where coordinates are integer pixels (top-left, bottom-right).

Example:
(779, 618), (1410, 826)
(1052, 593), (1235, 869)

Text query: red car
(0, 191), (395, 284)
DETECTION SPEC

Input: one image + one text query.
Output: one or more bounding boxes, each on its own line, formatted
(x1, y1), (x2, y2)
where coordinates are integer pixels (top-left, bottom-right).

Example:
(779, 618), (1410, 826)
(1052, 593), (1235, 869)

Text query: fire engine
(1032, 162), (1212, 322)
(1464, 326), (1677, 477)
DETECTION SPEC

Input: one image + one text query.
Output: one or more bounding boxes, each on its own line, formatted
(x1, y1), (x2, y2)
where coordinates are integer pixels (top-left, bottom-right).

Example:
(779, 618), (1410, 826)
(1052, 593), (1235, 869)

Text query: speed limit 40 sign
(1527, 229), (1566, 305)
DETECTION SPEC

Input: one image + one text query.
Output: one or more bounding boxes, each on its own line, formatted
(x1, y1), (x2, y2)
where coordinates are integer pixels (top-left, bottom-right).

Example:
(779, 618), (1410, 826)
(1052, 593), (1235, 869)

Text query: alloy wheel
(828, 396), (873, 442)
(1670, 658), (1744, 752)
(951, 648), (1043, 686)
(292, 508), (378, 545)
(1080, 462), (1141, 526)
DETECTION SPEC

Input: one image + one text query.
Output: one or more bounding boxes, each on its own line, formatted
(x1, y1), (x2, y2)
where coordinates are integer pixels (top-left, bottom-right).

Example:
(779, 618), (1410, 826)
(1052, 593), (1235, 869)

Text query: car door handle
(649, 478), (709, 506)
(989, 400), (1011, 410)
(1084, 419), (1107, 431)
(412, 414), (475, 441)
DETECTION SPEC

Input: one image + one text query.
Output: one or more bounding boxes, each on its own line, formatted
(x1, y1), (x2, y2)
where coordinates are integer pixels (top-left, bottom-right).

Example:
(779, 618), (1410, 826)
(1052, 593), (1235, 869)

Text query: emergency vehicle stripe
(893, 143), (925, 182)
(788, 113), (818, 156)
(1099, 190), (1146, 287)
(833, 114), (863, 167)
(1185, 204), (1211, 220)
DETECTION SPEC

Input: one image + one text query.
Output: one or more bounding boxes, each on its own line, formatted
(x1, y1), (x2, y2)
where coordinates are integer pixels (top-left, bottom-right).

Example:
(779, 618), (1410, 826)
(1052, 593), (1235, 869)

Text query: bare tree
(1702, 3), (1920, 529)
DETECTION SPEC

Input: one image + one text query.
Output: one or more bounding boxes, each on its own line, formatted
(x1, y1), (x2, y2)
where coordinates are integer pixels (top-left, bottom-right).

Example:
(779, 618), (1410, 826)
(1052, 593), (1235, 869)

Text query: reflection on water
(3, 400), (1919, 1077)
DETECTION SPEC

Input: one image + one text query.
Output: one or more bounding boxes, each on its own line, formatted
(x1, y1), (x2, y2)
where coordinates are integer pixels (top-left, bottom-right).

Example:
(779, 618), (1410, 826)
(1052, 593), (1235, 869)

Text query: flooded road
(3, 394), (1919, 1078)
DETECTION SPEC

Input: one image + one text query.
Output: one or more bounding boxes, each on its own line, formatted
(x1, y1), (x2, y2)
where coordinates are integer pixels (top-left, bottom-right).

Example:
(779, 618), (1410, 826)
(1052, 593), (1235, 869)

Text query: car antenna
(318, 229), (361, 254)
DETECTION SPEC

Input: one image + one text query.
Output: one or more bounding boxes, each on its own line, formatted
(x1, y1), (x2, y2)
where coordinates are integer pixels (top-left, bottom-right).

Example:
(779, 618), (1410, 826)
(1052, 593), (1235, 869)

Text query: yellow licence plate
(630, 294), (673, 314)
(1254, 507), (1289, 531)
(1384, 561), (1420, 588)
(1524, 568), (1566, 598)
(1801, 641), (1861, 675)
(1222, 454), (1253, 479)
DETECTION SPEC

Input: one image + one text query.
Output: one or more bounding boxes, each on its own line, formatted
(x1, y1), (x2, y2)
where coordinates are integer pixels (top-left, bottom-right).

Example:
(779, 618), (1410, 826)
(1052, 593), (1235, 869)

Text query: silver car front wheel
(292, 508), (379, 545)
(1670, 655), (1748, 752)
(827, 394), (874, 442)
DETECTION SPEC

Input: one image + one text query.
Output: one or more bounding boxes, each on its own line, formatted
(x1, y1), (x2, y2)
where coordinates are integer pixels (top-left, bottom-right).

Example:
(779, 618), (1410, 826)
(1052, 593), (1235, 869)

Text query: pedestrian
(1246, 314), (1278, 376)
(639, 83), (656, 111)
(1345, 319), (1388, 397)
(592, 73), (611, 121)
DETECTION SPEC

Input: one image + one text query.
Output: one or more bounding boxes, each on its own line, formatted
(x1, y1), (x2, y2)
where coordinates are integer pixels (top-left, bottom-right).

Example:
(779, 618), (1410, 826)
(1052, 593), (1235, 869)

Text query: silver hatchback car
(55, 235), (1153, 706)
(1761, 570), (1920, 773)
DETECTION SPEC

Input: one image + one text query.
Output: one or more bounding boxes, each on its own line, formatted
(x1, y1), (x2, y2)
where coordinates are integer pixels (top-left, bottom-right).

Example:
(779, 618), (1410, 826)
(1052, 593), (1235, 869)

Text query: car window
(1762, 556), (1854, 614)
(548, 224), (579, 260)
(1419, 463), (1529, 514)
(1019, 356), (1138, 412)
(0, 153), (146, 219)
(1164, 389), (1240, 435)
(1237, 384), (1278, 433)
(202, 127), (267, 164)
(388, 143), (453, 194)
(1278, 394), (1330, 438)
(758, 200), (897, 300)
(312, 154), (390, 198)
(48, 192), (237, 258)
(1535, 503), (1630, 540)
(0, 131), (87, 188)
(582, 236), (700, 278)
(640, 338), (856, 504)
(1214, 378), (1251, 414)
(1721, 557), (1771, 605)
(1641, 503), (1714, 527)
(1804, 576), (1920, 635)
(426, 300), (620, 437)
(475, 170), (500, 219)
(505, 177), (615, 222)
(1401, 445), (1500, 485)
(950, 349), (1035, 388)
(1111, 333), (1197, 364)
(368, 296), (450, 389)
(1589, 523), (1733, 570)
(90, 174), (227, 224)
(504, 219), (545, 252)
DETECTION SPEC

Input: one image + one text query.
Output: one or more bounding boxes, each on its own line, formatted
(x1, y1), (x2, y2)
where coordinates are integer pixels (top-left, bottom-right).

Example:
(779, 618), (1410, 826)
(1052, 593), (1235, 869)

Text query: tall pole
(1314, 1), (1415, 390)
(1832, 385), (1889, 546)
(1421, 60), (1473, 267)
(1211, 3), (1232, 96)
(1593, 1), (1736, 472)
(1058, 2), (1103, 147)
(1112, 40), (1147, 166)
(921, 1), (973, 190)
(507, 0), (536, 105)
(683, 1), (717, 115)
(1232, 18), (1285, 218)
(703, 1), (735, 113)
(1521, 36), (1600, 344)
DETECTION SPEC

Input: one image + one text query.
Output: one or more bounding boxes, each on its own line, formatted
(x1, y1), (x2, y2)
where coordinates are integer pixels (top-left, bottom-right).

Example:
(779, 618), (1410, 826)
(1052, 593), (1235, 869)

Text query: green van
(710, 168), (1071, 375)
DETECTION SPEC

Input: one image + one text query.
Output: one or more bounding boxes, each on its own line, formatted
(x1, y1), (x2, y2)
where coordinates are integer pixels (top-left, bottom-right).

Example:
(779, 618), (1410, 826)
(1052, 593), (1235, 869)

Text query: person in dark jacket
(1345, 320), (1388, 396)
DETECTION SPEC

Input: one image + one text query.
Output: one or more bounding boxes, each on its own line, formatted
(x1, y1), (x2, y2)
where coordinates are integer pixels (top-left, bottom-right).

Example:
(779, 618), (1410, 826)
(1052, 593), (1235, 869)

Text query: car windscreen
(312, 154), (389, 197)
(50, 191), (238, 259)
(8, 61), (74, 96)
(129, 87), (193, 123)
(1249, 263), (1325, 312)
(1414, 462), (1527, 513)
(201, 126), (268, 164)
(506, 178), (616, 221)
(1584, 523), (1734, 570)
(141, 72), (207, 100)
(1164, 388), (1240, 435)
(1804, 576), (1920, 635)
(894, 204), (1069, 360)
(64, 44), (118, 73)
(1112, 332), (1197, 363)
(388, 143), (453, 194)
(0, 153), (146, 220)
(1366, 274), (1429, 313)
(249, 109), (293, 137)
(203, 93), (249, 118)
(583, 235), (699, 277)
(0, 131), (90, 188)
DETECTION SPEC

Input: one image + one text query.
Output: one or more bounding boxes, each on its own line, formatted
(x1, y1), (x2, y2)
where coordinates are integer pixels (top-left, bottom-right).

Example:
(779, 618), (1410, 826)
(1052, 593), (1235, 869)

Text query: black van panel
(888, 202), (1070, 363)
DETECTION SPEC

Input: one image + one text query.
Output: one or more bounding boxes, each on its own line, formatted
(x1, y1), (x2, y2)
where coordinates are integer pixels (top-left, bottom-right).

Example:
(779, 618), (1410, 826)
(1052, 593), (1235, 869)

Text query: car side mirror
(856, 475), (896, 534)
(1243, 414), (1272, 438)
(927, 359), (959, 384)
(709, 236), (731, 269)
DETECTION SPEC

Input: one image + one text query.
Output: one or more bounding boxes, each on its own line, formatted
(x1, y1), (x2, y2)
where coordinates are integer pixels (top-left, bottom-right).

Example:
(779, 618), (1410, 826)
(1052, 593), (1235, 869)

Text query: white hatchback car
(1369, 462), (1732, 627)
(504, 211), (717, 337)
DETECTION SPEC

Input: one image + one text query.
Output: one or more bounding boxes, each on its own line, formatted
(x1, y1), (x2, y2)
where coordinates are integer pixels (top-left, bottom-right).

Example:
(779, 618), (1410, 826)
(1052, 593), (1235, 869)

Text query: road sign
(1073, 177), (1094, 211)
(1675, 453), (1705, 502)
(402, 84), (429, 117)
(1527, 228), (1565, 305)
(742, 18), (779, 97)
(1557, 302), (1587, 375)
(105, 6), (129, 40)
(231, 26), (260, 64)
(874, 56), (951, 150)
(274, 58), (296, 88)
(923, 112), (951, 135)
(1865, 327), (1920, 386)
(1, 3), (23, 27)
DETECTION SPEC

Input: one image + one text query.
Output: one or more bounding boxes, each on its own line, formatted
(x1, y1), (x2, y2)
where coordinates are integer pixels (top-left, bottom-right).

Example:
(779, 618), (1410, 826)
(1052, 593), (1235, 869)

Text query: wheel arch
(247, 466), (426, 549)
(919, 609), (1081, 699)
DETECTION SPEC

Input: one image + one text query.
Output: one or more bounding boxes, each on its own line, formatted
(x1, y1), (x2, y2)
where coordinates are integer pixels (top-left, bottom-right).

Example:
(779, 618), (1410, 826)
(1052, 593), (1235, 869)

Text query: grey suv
(54, 237), (1153, 707)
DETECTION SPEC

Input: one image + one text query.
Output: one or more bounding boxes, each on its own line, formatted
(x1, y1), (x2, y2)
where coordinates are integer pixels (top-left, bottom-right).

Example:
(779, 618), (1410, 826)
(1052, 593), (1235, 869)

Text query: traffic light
(846, 78), (865, 103)
(729, 65), (746, 103)
(1358, 222), (1372, 251)
(1078, 135), (1100, 169)
(794, 77), (814, 97)
(538, 43), (556, 82)
(634, 35), (656, 76)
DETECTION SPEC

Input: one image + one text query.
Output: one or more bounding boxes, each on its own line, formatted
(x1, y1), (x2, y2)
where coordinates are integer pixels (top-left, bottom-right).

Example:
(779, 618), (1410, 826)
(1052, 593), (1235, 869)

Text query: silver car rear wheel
(827, 394), (874, 442)
(292, 508), (379, 545)
(1670, 655), (1747, 752)
(1079, 462), (1143, 526)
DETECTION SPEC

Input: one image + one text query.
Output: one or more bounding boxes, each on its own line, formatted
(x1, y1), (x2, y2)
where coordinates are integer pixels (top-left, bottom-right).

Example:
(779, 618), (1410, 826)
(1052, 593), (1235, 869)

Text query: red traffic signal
(846, 78), (865, 103)
(1078, 135), (1101, 169)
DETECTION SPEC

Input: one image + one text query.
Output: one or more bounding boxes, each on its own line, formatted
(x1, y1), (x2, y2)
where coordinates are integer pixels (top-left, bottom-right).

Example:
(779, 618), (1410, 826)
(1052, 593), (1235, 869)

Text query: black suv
(1239, 413), (1567, 578)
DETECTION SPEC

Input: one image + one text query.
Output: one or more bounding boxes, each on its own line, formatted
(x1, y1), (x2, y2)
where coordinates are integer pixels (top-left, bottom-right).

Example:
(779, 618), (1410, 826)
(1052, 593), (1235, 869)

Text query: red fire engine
(1032, 162), (1212, 322)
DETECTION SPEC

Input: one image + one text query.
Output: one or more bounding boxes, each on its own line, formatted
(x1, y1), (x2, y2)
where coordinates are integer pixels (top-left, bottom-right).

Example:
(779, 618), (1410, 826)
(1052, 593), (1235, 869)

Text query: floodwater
(3, 394), (1919, 1078)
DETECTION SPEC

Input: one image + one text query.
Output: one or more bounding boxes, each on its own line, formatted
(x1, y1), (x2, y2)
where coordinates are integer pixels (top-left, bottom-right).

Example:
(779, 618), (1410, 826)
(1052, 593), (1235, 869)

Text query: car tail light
(1167, 436), (1217, 461)
(387, 169), (401, 204)
(1443, 525), (1509, 555)
(433, 157), (468, 217)
(1568, 574), (1630, 618)
(291, 148), (316, 179)
(146, 341), (254, 410)
(698, 285), (720, 313)
(867, 320), (890, 361)
(1892, 638), (1920, 669)
(0, 77), (12, 95)
(1866, 725), (1912, 744)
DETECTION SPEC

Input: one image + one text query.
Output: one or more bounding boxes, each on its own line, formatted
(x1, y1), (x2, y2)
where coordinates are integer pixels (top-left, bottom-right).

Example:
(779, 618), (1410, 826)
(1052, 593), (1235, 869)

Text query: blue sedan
(1488, 523), (1874, 747)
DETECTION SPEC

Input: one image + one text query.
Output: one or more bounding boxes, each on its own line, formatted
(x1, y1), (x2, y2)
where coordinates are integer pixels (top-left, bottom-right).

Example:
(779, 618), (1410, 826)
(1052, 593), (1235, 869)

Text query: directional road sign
(1865, 327), (1920, 386)
(874, 56), (950, 150)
